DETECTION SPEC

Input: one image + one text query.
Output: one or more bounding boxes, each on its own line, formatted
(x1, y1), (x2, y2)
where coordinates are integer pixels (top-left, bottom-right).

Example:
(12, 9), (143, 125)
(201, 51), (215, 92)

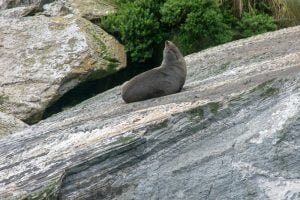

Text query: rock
(0, 15), (126, 123)
(43, 0), (116, 20)
(0, 0), (116, 19)
(0, 5), (37, 17)
(0, 26), (300, 199)
(42, 1), (69, 17)
(0, 0), (52, 10)
(0, 112), (28, 138)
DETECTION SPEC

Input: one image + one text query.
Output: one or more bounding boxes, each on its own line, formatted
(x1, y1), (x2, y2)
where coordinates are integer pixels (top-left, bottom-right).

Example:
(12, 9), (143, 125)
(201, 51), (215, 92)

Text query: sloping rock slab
(0, 15), (126, 123)
(43, 0), (116, 20)
(0, 112), (28, 138)
(0, 26), (300, 199)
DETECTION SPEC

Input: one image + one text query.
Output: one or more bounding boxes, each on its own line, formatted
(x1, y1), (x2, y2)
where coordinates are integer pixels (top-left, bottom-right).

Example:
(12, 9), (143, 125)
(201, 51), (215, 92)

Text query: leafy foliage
(101, 0), (278, 63)
(237, 11), (277, 38)
(101, 0), (164, 62)
(161, 0), (233, 54)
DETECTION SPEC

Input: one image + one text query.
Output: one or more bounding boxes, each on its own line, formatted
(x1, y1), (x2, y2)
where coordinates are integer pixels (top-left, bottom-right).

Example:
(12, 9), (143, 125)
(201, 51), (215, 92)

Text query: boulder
(0, 5), (37, 17)
(0, 15), (126, 123)
(0, 26), (300, 199)
(0, 112), (28, 138)
(0, 0), (52, 10)
(43, 0), (116, 20)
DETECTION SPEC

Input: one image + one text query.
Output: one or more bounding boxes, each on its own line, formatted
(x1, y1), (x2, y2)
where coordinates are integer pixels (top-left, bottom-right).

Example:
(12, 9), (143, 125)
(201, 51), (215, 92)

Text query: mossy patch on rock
(26, 177), (61, 200)
(0, 95), (8, 105)
(250, 79), (280, 98)
(188, 106), (204, 120)
(0, 95), (8, 112)
(208, 102), (221, 115)
(260, 87), (280, 98)
(187, 102), (221, 121)
(148, 120), (169, 131)
(76, 17), (126, 79)
(111, 135), (137, 146)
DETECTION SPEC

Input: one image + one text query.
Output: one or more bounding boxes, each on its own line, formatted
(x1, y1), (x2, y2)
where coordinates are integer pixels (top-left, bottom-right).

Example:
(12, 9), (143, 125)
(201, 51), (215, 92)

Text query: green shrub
(101, 0), (164, 63)
(101, 0), (278, 64)
(161, 0), (233, 54)
(237, 11), (277, 38)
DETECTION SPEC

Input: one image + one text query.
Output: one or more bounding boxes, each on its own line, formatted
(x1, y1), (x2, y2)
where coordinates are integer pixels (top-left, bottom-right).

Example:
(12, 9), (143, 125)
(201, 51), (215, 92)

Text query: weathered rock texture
(0, 0), (115, 19)
(0, 0), (52, 10)
(0, 112), (28, 138)
(0, 26), (300, 199)
(0, 5), (37, 17)
(0, 15), (126, 123)
(43, 0), (116, 20)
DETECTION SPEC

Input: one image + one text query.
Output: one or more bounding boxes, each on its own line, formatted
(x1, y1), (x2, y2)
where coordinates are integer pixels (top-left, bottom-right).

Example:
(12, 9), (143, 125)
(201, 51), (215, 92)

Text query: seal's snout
(165, 40), (171, 46)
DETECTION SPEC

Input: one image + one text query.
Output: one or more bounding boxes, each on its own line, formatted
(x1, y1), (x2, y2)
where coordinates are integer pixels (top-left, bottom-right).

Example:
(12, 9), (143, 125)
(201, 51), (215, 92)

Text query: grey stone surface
(0, 112), (28, 138)
(0, 26), (300, 199)
(0, 0), (52, 10)
(0, 5), (37, 17)
(0, 15), (126, 123)
(0, 0), (115, 19)
(43, 0), (116, 20)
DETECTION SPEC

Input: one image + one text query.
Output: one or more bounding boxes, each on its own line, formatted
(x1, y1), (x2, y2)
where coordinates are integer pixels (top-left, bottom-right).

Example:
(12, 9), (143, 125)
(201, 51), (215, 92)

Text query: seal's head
(163, 40), (184, 65)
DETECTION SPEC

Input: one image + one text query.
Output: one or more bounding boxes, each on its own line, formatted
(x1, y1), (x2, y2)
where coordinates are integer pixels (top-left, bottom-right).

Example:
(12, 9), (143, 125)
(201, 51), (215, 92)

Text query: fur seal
(122, 41), (186, 103)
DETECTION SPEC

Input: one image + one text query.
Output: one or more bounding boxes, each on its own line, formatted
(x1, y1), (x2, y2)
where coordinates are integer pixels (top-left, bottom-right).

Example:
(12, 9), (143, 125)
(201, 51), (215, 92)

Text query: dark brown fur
(122, 41), (186, 103)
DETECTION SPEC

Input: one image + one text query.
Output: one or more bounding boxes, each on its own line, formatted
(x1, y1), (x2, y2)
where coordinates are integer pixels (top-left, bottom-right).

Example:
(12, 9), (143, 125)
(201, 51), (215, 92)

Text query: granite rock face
(0, 0), (116, 19)
(0, 15), (126, 123)
(0, 26), (300, 199)
(43, 0), (116, 20)
(0, 5), (37, 17)
(0, 112), (28, 138)
(0, 0), (52, 10)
